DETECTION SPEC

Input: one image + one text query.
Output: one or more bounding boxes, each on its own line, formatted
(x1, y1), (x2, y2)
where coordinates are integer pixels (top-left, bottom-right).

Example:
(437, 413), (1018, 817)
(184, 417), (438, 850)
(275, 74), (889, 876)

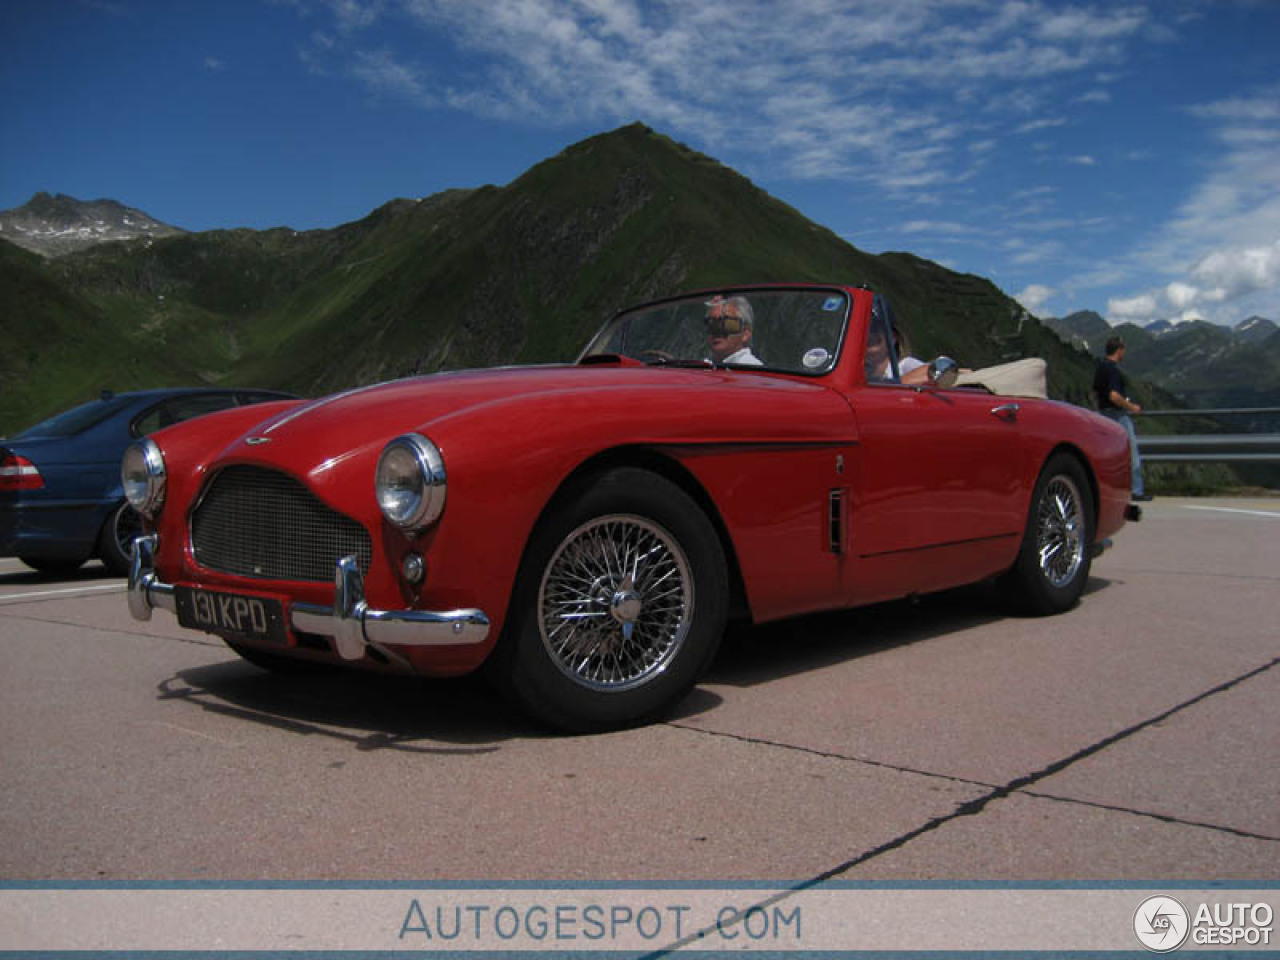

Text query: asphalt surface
(1, 496), (1277, 882)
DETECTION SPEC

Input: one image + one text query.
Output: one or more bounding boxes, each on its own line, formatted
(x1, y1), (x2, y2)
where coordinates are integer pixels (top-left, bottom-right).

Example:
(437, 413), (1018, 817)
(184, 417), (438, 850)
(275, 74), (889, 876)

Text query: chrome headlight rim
(375, 433), (446, 532)
(122, 438), (166, 517)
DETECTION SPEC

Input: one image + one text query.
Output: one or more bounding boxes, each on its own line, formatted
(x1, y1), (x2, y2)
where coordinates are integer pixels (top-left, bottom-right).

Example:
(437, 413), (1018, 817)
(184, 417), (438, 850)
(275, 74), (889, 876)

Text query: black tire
(98, 501), (143, 576)
(1002, 452), (1094, 615)
(19, 556), (86, 576)
(491, 468), (728, 733)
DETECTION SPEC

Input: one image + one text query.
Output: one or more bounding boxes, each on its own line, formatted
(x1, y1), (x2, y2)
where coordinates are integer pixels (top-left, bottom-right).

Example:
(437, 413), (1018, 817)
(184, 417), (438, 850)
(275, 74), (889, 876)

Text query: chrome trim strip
(127, 536), (489, 657)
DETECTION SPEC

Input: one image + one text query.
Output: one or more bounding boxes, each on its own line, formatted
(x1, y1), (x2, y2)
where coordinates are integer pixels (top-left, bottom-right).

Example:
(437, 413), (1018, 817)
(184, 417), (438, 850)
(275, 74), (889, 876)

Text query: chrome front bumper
(127, 534), (489, 661)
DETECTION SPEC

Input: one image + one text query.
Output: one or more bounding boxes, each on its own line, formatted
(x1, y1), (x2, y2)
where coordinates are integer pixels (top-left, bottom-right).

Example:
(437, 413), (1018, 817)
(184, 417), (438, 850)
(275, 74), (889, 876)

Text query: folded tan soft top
(955, 357), (1048, 398)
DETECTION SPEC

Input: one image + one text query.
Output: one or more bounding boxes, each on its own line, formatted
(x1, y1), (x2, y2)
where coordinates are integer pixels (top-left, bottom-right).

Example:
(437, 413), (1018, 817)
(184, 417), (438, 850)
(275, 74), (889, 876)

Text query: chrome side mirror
(929, 356), (959, 389)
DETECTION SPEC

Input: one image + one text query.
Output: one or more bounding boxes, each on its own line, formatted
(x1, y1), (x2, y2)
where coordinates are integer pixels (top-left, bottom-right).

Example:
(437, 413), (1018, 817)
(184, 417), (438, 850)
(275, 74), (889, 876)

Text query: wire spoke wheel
(538, 514), (693, 693)
(496, 467), (727, 732)
(1002, 453), (1094, 616)
(1035, 474), (1085, 589)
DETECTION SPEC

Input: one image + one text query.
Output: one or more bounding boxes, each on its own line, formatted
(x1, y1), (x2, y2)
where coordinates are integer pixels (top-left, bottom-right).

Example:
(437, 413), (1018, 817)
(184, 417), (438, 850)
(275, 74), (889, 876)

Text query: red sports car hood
(159, 363), (856, 533)
(217, 363), (843, 464)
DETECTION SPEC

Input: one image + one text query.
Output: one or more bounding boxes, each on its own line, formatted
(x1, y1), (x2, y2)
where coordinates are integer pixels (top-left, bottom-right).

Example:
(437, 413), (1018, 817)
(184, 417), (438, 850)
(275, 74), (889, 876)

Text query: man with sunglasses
(704, 295), (763, 366)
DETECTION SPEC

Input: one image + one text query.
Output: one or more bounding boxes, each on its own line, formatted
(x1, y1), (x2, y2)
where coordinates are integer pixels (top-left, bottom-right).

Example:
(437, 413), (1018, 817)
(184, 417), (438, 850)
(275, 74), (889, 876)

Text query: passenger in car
(867, 320), (960, 386)
(893, 324), (931, 384)
(866, 322), (923, 383)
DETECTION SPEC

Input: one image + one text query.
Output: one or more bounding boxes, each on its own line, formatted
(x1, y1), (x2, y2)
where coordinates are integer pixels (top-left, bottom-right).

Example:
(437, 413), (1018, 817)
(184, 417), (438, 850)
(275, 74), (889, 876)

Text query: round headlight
(121, 438), (166, 517)
(375, 434), (446, 531)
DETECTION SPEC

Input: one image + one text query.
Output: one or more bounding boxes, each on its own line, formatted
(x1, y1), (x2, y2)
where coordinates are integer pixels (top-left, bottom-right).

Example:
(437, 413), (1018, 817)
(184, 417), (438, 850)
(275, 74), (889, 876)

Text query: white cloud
(324, 0), (383, 33)
(1191, 241), (1280, 299)
(1108, 84), (1280, 323)
(1015, 283), (1053, 313)
(1014, 117), (1067, 135)
(1035, 7), (1146, 42)
(1107, 293), (1160, 322)
(1009, 240), (1061, 265)
(901, 219), (985, 237)
(1165, 281), (1198, 310)
(311, 0), (1155, 196)
(350, 48), (433, 104)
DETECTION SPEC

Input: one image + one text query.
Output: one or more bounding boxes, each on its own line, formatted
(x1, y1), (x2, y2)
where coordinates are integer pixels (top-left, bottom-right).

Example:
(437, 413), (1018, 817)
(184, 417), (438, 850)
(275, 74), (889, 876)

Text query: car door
(844, 298), (1027, 603)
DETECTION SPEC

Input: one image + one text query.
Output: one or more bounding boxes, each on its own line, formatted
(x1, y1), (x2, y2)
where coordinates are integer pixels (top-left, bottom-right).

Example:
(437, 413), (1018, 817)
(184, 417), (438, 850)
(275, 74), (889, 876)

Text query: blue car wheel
(98, 501), (142, 576)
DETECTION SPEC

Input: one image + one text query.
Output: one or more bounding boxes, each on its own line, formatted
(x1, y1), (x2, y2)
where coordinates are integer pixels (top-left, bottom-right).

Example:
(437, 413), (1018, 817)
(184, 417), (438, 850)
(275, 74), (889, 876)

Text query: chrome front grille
(191, 465), (372, 582)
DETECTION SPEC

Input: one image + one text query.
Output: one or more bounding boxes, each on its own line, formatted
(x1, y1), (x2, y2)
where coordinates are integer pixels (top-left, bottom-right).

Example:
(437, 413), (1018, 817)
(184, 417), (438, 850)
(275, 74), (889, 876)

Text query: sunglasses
(704, 313), (747, 336)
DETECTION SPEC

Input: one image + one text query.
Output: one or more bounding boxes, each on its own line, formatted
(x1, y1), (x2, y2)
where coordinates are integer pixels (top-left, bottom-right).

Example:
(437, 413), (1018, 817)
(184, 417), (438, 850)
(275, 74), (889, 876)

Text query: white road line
(0, 583), (126, 603)
(1183, 505), (1280, 519)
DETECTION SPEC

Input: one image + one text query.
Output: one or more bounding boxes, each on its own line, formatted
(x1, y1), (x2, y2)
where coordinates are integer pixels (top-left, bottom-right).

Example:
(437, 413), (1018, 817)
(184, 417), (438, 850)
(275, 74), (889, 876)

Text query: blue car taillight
(0, 453), (43, 491)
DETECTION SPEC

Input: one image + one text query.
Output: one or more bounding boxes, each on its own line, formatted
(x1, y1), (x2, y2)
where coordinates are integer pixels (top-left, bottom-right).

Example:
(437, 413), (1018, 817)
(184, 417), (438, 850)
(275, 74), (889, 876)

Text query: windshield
(581, 288), (849, 376)
(15, 395), (137, 439)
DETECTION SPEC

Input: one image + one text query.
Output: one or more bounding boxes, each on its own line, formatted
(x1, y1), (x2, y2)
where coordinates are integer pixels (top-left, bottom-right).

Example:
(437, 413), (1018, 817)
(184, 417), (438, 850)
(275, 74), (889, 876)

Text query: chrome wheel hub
(609, 582), (644, 625)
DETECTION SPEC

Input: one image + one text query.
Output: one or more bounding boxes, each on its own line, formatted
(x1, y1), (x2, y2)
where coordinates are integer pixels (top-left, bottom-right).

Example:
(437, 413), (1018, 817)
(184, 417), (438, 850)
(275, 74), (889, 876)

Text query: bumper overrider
(127, 534), (489, 661)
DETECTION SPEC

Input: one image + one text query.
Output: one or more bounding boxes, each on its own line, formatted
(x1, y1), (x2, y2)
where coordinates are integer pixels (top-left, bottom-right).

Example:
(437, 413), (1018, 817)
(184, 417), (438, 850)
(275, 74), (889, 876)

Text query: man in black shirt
(1093, 335), (1150, 501)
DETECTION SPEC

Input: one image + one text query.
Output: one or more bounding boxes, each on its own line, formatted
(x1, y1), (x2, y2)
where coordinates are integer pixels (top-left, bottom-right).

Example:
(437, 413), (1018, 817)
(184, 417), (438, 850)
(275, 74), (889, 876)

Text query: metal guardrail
(1136, 408), (1280, 463)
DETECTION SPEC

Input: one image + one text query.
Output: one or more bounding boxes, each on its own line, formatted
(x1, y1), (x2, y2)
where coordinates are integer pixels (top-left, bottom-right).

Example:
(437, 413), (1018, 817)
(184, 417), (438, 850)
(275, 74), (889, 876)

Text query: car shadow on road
(158, 661), (531, 751)
(700, 575), (1116, 689)
(155, 576), (1115, 746)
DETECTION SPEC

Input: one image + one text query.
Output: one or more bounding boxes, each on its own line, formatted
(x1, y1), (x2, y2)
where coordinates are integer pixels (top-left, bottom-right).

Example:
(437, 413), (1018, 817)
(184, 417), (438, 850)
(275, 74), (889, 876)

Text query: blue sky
(3, 1), (1278, 327)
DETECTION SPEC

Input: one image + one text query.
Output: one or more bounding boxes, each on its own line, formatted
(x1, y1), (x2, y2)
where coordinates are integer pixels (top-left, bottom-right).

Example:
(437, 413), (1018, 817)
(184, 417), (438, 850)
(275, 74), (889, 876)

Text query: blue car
(1, 388), (295, 576)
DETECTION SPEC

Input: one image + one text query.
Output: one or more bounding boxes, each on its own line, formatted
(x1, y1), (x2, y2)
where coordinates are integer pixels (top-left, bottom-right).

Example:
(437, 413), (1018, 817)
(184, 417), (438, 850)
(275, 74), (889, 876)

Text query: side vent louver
(828, 488), (847, 554)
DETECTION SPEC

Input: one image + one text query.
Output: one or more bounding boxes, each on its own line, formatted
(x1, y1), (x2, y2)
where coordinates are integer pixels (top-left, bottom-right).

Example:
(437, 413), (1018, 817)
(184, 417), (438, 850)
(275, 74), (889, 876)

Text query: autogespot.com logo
(1134, 896), (1191, 952)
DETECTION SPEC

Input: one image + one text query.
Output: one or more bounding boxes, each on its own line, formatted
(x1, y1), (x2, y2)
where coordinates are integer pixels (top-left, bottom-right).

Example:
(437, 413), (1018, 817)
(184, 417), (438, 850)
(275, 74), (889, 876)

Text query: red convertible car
(125, 285), (1137, 731)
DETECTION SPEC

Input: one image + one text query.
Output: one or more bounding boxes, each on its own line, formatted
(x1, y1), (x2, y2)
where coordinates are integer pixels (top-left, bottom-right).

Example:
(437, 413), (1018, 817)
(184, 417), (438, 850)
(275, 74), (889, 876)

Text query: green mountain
(1043, 310), (1112, 351)
(2, 124), (1148, 435)
(1236, 315), (1278, 344)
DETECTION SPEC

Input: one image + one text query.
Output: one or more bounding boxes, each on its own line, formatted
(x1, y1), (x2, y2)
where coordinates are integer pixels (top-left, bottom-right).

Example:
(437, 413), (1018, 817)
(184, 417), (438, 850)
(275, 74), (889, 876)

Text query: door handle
(991, 403), (1020, 422)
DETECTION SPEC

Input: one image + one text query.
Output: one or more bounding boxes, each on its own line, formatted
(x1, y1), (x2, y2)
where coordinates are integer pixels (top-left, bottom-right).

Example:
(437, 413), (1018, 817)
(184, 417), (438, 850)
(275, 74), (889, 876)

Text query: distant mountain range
(0, 192), (185, 258)
(1044, 310), (1280, 408)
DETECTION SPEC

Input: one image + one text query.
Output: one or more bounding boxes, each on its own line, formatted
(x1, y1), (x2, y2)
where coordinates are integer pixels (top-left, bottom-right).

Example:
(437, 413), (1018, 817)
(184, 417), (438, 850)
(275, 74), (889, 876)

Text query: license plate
(176, 586), (287, 644)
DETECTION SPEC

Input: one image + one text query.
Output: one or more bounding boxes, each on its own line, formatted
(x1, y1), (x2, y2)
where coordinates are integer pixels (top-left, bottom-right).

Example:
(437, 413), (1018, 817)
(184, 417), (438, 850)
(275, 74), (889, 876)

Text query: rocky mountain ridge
(0, 192), (185, 258)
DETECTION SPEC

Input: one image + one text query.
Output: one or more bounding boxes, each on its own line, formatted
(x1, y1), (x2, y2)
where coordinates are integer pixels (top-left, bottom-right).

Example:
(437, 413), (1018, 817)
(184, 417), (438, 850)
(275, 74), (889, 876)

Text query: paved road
(2, 497), (1277, 882)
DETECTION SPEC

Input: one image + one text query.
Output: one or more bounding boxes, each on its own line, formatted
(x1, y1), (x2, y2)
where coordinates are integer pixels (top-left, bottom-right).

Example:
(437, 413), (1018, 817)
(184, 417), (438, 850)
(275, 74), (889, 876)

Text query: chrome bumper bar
(127, 534), (489, 661)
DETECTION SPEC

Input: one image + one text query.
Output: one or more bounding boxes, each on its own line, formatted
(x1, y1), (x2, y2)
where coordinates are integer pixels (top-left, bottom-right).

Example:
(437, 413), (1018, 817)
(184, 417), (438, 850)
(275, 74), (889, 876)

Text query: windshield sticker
(822, 297), (843, 312)
(803, 348), (831, 369)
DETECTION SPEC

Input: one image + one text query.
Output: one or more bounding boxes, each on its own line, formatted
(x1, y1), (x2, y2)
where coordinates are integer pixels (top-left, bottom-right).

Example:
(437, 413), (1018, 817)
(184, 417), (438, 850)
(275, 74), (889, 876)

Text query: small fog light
(401, 552), (426, 585)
